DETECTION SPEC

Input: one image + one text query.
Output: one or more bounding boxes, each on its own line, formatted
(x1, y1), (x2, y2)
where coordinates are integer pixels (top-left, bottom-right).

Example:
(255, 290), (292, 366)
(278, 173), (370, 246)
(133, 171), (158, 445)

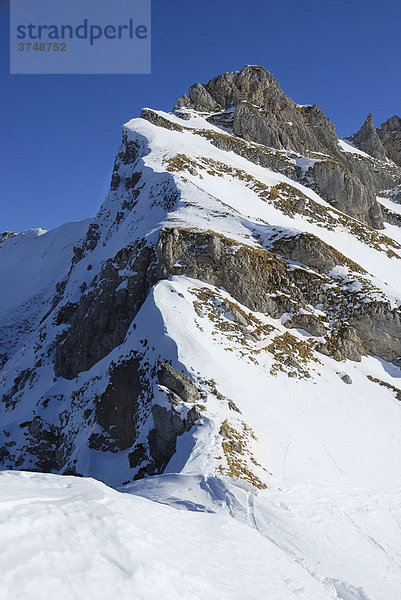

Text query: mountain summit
(1, 66), (401, 598)
(345, 112), (387, 161)
(175, 65), (400, 228)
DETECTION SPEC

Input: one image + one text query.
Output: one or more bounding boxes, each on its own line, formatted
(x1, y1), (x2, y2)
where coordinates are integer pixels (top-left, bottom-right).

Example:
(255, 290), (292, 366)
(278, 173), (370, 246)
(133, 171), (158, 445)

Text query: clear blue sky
(1, 0), (400, 232)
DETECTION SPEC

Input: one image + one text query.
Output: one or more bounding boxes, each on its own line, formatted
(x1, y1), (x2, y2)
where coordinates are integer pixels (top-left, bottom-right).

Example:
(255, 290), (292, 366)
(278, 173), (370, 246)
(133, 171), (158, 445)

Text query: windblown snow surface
(1, 108), (401, 599)
(1, 467), (401, 599)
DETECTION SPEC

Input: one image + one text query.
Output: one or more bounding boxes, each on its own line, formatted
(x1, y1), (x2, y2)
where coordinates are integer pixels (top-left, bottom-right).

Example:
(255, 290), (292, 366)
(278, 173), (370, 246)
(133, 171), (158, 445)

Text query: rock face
(157, 363), (200, 404)
(273, 232), (364, 275)
(148, 403), (202, 474)
(377, 115), (401, 166)
(176, 66), (401, 228)
(54, 241), (157, 380)
(346, 114), (387, 161)
(308, 160), (385, 227)
(46, 224), (401, 377)
(347, 113), (401, 168)
(177, 67), (335, 155)
(1, 65), (401, 489)
(93, 357), (142, 451)
(319, 325), (365, 363)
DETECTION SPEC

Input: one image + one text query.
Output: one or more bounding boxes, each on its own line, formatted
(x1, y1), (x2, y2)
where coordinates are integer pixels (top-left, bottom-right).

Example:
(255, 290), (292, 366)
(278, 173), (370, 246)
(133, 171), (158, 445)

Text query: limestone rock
(148, 404), (185, 472)
(158, 363), (200, 403)
(54, 242), (157, 380)
(318, 325), (365, 362)
(182, 82), (221, 112)
(273, 232), (364, 274)
(309, 161), (384, 228)
(348, 305), (401, 363)
(147, 402), (202, 472)
(377, 115), (401, 166)
(346, 114), (387, 160)
(284, 313), (328, 337)
(175, 65), (401, 228)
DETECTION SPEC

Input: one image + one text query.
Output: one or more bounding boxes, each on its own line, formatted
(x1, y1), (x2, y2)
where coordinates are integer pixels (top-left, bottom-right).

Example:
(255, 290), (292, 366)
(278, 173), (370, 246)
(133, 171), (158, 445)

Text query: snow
(120, 113), (401, 298)
(0, 471), (288, 600)
(338, 139), (371, 158)
(378, 195), (401, 216)
(1, 469), (401, 599)
(0, 220), (90, 315)
(0, 472), (337, 600)
(0, 219), (91, 364)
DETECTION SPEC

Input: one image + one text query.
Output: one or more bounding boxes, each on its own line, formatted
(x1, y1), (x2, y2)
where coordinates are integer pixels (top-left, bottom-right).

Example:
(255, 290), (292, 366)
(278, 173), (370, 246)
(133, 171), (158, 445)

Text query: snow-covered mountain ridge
(1, 65), (401, 598)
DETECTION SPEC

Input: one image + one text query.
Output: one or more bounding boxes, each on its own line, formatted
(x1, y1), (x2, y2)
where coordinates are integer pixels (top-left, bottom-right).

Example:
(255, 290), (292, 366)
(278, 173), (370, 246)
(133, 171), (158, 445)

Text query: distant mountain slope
(0, 220), (90, 369)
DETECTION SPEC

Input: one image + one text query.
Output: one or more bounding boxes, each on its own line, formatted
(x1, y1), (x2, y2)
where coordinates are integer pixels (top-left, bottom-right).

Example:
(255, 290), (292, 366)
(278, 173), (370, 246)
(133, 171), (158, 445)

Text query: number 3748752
(18, 43), (67, 52)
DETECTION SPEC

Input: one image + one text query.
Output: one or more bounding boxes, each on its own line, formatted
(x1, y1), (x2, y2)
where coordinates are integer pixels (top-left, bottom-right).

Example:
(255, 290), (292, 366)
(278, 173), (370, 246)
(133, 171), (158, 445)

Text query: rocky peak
(176, 66), (279, 112)
(204, 65), (282, 110)
(176, 65), (337, 156)
(377, 115), (401, 166)
(380, 114), (401, 131)
(346, 113), (387, 160)
(174, 66), (401, 229)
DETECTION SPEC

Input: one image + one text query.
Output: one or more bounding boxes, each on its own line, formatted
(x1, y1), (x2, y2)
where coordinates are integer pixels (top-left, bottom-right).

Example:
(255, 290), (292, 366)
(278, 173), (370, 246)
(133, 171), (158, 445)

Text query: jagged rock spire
(377, 115), (401, 166)
(346, 113), (387, 160)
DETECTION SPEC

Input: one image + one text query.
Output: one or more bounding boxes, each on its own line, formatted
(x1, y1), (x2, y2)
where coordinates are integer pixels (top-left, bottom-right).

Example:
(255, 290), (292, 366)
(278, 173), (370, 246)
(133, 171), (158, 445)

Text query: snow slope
(0, 220), (90, 362)
(0, 221), (90, 316)
(1, 470), (401, 600)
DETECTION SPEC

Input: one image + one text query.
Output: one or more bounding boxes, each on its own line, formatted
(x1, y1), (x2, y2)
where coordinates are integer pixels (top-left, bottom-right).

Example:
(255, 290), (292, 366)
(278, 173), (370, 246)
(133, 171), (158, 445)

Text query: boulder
(158, 363), (200, 403)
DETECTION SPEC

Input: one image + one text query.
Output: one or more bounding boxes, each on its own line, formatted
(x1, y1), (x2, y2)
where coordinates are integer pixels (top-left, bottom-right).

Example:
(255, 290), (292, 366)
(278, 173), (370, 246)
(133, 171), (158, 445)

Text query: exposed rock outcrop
(156, 229), (401, 363)
(309, 160), (384, 228)
(377, 115), (401, 166)
(54, 241), (157, 379)
(175, 66), (401, 228)
(148, 403), (202, 473)
(347, 304), (401, 363)
(52, 222), (401, 385)
(178, 66), (334, 156)
(284, 313), (328, 338)
(319, 325), (365, 362)
(273, 232), (365, 274)
(158, 363), (200, 403)
(346, 114), (387, 161)
(92, 357), (142, 451)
